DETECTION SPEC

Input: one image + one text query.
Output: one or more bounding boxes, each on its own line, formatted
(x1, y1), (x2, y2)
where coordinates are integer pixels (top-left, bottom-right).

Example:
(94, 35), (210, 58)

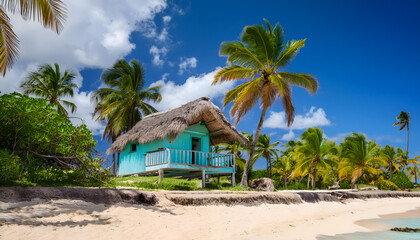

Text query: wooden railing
(145, 148), (234, 168)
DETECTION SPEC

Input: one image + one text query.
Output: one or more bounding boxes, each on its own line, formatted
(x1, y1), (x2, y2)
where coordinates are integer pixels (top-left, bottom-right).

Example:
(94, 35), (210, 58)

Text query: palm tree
(393, 111), (410, 154)
(212, 19), (318, 187)
(380, 145), (399, 180)
(396, 148), (419, 171)
(0, 0), (66, 75)
(92, 59), (162, 174)
(254, 134), (280, 178)
(406, 164), (420, 185)
(293, 127), (338, 190)
(338, 133), (386, 188)
(20, 63), (78, 116)
(273, 153), (294, 188)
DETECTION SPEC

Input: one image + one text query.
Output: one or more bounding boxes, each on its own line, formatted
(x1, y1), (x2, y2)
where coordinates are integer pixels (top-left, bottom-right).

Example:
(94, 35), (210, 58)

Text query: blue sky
(1, 0), (419, 169)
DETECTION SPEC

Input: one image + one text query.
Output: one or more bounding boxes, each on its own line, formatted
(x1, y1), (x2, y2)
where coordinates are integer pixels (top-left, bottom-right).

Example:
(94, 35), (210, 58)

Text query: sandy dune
(1, 196), (420, 240)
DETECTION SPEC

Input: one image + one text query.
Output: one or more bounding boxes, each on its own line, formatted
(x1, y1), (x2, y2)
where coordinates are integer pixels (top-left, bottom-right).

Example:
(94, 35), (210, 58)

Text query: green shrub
(0, 150), (21, 183)
(0, 93), (110, 186)
(391, 172), (414, 189)
(375, 176), (399, 190)
(339, 180), (351, 189)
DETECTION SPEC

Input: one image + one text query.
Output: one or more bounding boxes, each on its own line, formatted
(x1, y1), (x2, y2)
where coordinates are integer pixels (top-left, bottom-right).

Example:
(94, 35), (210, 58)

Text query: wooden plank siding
(117, 123), (234, 176)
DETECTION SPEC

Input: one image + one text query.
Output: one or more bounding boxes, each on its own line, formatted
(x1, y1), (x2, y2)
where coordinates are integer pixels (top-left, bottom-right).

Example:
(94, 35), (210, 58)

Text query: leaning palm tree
(20, 63), (78, 116)
(254, 133), (280, 178)
(293, 127), (338, 190)
(338, 133), (386, 188)
(0, 0), (66, 75)
(212, 19), (318, 187)
(380, 145), (400, 180)
(393, 111), (410, 154)
(91, 59), (162, 174)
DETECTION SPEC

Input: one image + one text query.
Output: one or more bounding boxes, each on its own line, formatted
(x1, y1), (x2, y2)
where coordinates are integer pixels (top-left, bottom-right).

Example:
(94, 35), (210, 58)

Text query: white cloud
(149, 68), (235, 111)
(163, 16), (172, 24)
(281, 130), (296, 141)
(0, 0), (168, 135)
(264, 107), (331, 130)
(149, 45), (168, 66)
(178, 57), (197, 74)
(328, 133), (351, 143)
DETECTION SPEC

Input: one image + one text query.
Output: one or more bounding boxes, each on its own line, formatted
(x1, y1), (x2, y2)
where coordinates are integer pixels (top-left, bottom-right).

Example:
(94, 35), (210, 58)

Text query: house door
(191, 137), (201, 165)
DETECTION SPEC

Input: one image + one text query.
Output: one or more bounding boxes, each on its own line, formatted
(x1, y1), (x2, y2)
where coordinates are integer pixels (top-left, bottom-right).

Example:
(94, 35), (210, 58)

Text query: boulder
(250, 178), (275, 191)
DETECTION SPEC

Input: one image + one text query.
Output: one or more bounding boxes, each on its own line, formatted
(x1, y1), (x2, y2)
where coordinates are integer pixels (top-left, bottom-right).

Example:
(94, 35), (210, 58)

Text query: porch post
(159, 169), (164, 183)
(202, 169), (206, 188)
(232, 172), (235, 187)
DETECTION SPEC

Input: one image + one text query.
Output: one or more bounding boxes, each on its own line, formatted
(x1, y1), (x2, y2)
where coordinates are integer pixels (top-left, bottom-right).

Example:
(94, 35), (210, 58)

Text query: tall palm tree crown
(0, 0), (66, 75)
(293, 127), (337, 190)
(212, 19), (318, 187)
(20, 63), (78, 116)
(91, 59), (162, 142)
(393, 111), (410, 154)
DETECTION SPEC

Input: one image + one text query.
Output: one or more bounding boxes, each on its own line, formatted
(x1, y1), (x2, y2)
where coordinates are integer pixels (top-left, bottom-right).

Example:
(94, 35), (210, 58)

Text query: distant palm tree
(293, 127), (338, 190)
(396, 148), (419, 171)
(380, 145), (399, 180)
(0, 0), (66, 75)
(406, 164), (420, 184)
(273, 153), (294, 188)
(212, 19), (318, 187)
(20, 63), (78, 116)
(339, 133), (386, 188)
(92, 59), (162, 174)
(254, 134), (280, 178)
(393, 111), (410, 154)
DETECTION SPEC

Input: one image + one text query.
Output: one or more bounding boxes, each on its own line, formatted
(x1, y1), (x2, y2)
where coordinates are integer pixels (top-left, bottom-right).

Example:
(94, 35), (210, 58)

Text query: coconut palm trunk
(240, 107), (267, 187)
(311, 160), (319, 190)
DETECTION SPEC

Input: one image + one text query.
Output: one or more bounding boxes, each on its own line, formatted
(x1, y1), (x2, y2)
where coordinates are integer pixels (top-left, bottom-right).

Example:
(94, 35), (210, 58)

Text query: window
(130, 144), (137, 153)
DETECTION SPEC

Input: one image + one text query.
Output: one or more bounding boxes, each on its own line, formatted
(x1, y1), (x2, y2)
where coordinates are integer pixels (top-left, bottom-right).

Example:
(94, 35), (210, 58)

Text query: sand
(1, 196), (420, 240)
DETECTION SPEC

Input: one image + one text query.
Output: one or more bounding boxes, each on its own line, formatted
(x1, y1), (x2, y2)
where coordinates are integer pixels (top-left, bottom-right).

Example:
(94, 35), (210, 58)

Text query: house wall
(118, 123), (210, 175)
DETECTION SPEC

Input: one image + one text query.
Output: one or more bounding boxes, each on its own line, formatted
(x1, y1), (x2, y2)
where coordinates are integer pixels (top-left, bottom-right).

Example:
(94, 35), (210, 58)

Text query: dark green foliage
(0, 149), (21, 183)
(391, 171), (414, 189)
(249, 169), (268, 180)
(0, 93), (110, 185)
(339, 180), (351, 189)
(375, 176), (399, 190)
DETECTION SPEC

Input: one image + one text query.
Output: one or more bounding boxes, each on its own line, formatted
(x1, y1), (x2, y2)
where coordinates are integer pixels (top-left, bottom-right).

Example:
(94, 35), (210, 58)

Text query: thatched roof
(107, 97), (248, 154)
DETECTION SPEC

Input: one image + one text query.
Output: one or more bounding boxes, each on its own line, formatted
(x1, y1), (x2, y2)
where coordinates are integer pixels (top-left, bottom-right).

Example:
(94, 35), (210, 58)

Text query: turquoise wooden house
(107, 97), (248, 187)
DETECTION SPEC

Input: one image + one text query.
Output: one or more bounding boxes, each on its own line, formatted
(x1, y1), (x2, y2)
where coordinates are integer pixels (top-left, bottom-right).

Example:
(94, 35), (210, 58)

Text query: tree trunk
(283, 178), (287, 188)
(267, 154), (272, 178)
(128, 105), (136, 131)
(111, 153), (115, 175)
(415, 167), (418, 184)
(307, 175), (311, 189)
(240, 107), (268, 187)
(311, 160), (319, 190)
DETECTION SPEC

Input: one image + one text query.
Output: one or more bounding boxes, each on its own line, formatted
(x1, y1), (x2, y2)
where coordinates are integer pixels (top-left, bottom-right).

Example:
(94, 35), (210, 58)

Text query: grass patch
(107, 176), (247, 191)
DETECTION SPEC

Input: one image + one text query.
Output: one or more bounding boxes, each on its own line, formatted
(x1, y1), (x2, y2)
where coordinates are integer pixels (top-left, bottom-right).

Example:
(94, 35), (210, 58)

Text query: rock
(360, 187), (379, 191)
(390, 227), (420, 232)
(250, 178), (275, 191)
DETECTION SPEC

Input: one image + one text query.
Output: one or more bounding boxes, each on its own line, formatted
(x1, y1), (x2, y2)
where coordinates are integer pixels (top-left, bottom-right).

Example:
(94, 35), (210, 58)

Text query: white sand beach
(1, 196), (419, 240)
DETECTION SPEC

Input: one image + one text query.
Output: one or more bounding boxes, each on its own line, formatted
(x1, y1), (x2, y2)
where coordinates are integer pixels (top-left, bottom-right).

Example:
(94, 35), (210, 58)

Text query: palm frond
(0, 7), (19, 76)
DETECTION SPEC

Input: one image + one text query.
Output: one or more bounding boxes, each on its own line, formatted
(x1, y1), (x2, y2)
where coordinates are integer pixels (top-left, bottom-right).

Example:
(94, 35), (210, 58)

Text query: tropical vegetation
(20, 63), (78, 116)
(0, 0), (66, 75)
(0, 93), (109, 185)
(212, 19), (318, 187)
(91, 59), (162, 173)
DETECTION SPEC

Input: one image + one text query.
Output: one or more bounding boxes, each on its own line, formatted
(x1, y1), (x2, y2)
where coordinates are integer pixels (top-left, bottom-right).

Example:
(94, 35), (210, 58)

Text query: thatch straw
(107, 97), (249, 154)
